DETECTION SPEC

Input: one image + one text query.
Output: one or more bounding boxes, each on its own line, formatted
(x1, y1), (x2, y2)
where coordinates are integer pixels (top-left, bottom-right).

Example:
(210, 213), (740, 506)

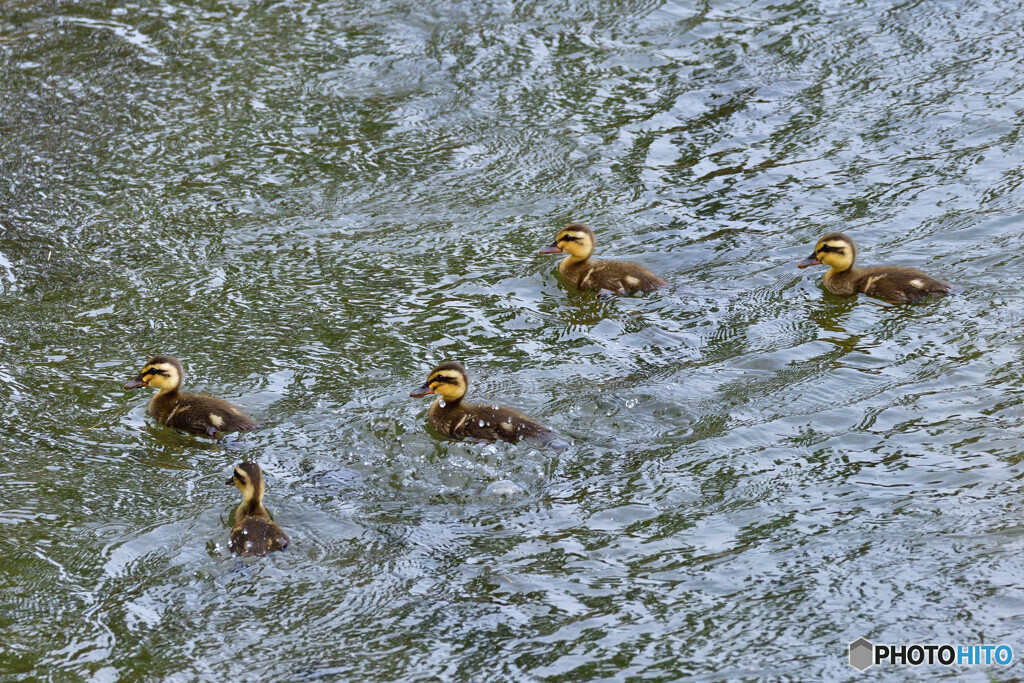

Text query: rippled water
(3, 0), (1024, 679)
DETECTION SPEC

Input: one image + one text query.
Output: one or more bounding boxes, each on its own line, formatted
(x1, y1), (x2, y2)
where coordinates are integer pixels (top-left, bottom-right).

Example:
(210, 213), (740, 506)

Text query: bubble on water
(548, 437), (570, 451)
(485, 480), (523, 497)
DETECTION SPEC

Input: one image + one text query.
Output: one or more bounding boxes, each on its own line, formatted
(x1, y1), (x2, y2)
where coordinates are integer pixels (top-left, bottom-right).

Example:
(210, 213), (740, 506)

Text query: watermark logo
(848, 638), (1012, 671)
(849, 638), (873, 671)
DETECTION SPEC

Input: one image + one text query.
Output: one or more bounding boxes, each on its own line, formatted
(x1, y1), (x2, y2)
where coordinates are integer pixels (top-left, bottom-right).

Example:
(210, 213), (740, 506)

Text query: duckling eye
(558, 235), (580, 244)
(431, 375), (457, 385)
(818, 245), (845, 255)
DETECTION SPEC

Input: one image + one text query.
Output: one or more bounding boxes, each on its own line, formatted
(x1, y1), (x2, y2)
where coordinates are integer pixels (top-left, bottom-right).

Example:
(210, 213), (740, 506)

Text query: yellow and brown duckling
(410, 361), (558, 445)
(227, 462), (289, 557)
(539, 222), (668, 296)
(123, 355), (258, 437)
(797, 232), (952, 304)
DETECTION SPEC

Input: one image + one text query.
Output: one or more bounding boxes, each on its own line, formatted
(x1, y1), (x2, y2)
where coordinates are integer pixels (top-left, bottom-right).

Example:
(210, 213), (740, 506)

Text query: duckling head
(124, 355), (183, 392)
(539, 223), (595, 261)
(798, 232), (856, 272)
(226, 461), (265, 505)
(410, 361), (468, 403)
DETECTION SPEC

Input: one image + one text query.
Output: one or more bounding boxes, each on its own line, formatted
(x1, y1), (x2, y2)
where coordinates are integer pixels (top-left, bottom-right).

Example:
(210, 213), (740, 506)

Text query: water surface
(2, 0), (1024, 679)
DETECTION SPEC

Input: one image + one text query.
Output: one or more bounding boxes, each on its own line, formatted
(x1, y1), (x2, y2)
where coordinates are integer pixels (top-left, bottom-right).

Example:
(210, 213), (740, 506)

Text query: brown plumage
(410, 361), (557, 445)
(227, 462), (289, 557)
(123, 355), (258, 437)
(539, 223), (667, 295)
(798, 232), (952, 304)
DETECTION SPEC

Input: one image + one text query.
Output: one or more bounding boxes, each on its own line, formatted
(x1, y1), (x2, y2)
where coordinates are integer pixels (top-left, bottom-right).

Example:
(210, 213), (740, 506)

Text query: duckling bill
(798, 232), (951, 303)
(410, 361), (558, 445)
(124, 355), (258, 437)
(227, 462), (289, 557)
(539, 222), (667, 296)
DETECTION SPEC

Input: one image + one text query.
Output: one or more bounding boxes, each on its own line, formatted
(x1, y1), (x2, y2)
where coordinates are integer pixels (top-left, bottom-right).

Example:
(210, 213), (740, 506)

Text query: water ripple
(3, 0), (1024, 678)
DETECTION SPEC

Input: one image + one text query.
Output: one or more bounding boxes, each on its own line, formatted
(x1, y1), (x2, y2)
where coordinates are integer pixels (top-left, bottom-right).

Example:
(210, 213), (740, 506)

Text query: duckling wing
(230, 518), (289, 557)
(213, 403), (259, 433)
(856, 267), (951, 303)
(155, 401), (206, 436)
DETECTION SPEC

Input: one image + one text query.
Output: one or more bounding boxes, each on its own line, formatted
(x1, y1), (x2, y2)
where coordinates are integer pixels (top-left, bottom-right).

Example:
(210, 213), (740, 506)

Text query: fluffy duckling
(539, 222), (667, 296)
(124, 355), (258, 437)
(410, 361), (557, 445)
(227, 462), (289, 557)
(798, 232), (951, 303)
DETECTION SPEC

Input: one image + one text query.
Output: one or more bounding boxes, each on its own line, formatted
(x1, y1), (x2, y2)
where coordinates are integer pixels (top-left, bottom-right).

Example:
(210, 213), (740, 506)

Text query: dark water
(2, 0), (1024, 679)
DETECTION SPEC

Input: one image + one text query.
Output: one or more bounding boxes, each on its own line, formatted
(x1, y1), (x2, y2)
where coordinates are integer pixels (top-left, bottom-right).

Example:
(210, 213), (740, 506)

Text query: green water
(2, 0), (1024, 680)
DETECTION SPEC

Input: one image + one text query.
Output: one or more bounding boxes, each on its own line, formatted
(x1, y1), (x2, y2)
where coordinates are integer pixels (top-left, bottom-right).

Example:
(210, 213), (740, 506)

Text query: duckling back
(229, 517), (290, 557)
(562, 258), (667, 295)
(849, 266), (951, 303)
(430, 400), (556, 445)
(152, 392), (259, 437)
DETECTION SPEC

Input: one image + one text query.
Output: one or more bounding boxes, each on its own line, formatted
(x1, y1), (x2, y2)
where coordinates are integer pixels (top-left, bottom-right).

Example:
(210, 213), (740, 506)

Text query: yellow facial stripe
(816, 241), (850, 256)
(142, 363), (173, 378)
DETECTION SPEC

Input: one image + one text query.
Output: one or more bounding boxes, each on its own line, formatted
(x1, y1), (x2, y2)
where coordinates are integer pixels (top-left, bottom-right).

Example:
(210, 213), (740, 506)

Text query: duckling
(797, 232), (952, 303)
(410, 361), (557, 445)
(226, 462), (289, 557)
(539, 222), (667, 296)
(123, 355), (258, 437)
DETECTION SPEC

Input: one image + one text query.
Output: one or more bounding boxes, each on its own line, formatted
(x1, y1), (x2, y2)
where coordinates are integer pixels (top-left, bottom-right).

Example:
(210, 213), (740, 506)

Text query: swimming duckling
(123, 355), (258, 437)
(539, 222), (667, 296)
(227, 462), (289, 557)
(797, 232), (951, 303)
(410, 361), (557, 445)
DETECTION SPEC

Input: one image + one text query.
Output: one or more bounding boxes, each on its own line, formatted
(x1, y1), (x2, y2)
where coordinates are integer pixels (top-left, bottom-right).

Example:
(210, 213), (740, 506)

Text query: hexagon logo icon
(849, 638), (874, 671)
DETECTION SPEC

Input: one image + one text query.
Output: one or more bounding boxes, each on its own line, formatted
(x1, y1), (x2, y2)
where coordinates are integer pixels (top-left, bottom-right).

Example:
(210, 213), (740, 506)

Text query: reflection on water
(3, 0), (1024, 678)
